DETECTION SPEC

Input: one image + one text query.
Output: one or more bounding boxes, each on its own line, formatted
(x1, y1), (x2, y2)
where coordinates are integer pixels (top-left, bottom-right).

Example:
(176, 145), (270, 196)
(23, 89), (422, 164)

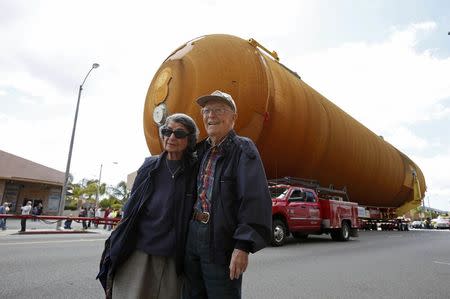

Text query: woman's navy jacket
(97, 153), (197, 295)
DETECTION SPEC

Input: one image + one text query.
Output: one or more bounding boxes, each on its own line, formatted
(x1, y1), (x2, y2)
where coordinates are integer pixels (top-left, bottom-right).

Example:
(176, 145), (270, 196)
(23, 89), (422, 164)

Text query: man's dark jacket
(96, 152), (197, 297)
(197, 130), (272, 265)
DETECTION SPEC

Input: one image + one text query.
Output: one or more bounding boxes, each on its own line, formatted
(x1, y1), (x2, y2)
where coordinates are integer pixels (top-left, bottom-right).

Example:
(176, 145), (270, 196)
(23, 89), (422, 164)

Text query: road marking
(0, 239), (106, 246)
(433, 261), (450, 266)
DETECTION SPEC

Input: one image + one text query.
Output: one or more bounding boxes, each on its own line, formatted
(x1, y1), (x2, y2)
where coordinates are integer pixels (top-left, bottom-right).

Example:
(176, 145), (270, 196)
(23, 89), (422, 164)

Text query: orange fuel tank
(143, 34), (426, 213)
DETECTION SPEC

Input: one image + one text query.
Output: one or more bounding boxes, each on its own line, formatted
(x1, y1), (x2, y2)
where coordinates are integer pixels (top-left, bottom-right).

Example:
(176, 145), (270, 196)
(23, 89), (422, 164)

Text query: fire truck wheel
(331, 222), (350, 241)
(330, 231), (339, 241)
(292, 232), (309, 240)
(271, 219), (287, 246)
(339, 222), (350, 241)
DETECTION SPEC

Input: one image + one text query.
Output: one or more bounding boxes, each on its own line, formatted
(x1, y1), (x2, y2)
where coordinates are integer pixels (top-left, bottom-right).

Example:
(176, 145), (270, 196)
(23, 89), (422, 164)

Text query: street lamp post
(94, 161), (118, 209)
(58, 63), (100, 227)
(95, 163), (103, 209)
(93, 163), (103, 229)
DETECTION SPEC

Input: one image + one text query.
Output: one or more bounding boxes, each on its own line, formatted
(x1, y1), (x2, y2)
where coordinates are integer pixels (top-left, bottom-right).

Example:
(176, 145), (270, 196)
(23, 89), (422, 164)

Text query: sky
(1, 0), (449, 210)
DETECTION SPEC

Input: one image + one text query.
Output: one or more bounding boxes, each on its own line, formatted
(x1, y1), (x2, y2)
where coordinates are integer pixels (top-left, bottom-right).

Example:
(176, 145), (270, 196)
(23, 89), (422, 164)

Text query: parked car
(411, 220), (423, 229)
(433, 219), (450, 229)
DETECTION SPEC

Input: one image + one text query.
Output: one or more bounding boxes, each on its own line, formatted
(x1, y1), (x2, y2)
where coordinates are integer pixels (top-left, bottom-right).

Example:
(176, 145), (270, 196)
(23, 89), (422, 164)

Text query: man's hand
(229, 248), (249, 280)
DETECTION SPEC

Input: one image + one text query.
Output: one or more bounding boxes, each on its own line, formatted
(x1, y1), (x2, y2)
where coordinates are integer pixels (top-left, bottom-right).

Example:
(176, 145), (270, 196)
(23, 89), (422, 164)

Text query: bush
(111, 203), (123, 211)
(65, 200), (78, 211)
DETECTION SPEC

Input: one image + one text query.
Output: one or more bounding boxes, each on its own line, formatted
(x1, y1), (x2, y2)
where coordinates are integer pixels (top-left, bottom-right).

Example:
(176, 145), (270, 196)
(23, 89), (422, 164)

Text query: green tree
(64, 177), (128, 211)
(99, 196), (123, 210)
(65, 178), (107, 208)
(109, 181), (130, 204)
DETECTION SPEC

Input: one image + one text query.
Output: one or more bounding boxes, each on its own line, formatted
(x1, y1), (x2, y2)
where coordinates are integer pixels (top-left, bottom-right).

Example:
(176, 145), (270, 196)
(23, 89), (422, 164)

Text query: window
(270, 187), (288, 199)
(305, 191), (315, 203)
(289, 190), (305, 202)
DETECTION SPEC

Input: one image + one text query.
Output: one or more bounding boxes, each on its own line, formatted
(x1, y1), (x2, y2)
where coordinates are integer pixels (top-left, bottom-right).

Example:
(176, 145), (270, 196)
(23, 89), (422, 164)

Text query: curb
(13, 230), (97, 235)
(0, 229), (110, 236)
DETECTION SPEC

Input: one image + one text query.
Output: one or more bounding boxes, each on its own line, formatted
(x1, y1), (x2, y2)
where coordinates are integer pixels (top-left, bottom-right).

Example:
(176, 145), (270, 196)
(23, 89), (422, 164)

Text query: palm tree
(109, 181), (130, 204)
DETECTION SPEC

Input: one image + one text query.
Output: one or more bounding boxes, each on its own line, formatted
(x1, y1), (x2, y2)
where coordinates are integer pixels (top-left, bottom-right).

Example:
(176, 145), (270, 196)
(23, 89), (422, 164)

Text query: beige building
(126, 171), (138, 191)
(0, 150), (64, 215)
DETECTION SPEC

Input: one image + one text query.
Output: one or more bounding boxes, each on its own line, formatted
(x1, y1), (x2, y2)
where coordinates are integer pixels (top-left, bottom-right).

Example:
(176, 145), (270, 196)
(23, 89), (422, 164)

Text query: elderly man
(184, 90), (272, 298)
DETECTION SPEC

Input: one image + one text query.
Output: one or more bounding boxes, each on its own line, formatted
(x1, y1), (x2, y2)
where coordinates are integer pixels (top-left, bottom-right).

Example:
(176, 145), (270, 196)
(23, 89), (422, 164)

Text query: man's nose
(205, 112), (217, 119)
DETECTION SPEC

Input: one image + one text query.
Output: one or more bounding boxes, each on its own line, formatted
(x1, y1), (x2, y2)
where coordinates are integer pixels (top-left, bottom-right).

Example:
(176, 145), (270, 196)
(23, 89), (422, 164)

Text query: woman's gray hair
(159, 113), (199, 156)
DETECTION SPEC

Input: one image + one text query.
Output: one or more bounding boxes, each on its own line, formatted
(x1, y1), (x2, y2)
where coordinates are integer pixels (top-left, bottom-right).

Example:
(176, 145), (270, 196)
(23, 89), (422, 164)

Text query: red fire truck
(270, 177), (359, 246)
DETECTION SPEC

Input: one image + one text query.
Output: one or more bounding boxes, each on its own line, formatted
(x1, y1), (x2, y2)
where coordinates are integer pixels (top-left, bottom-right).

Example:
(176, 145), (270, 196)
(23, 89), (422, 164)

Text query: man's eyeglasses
(161, 128), (190, 139)
(201, 107), (232, 116)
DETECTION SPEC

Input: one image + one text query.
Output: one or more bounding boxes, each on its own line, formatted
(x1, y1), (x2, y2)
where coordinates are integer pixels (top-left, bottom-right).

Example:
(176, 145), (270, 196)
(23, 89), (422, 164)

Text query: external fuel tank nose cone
(153, 103), (167, 126)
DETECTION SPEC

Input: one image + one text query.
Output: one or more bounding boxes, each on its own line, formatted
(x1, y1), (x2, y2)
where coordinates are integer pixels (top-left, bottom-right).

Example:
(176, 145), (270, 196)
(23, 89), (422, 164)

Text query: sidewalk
(0, 219), (112, 236)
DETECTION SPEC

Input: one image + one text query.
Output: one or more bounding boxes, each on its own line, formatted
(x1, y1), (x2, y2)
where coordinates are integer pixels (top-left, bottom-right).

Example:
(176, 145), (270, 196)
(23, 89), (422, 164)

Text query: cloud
(419, 150), (450, 189)
(0, 113), (68, 171)
(1, 1), (449, 213)
(293, 22), (450, 210)
(385, 127), (429, 152)
(294, 21), (450, 133)
(417, 149), (450, 210)
(389, 22), (437, 48)
(431, 102), (450, 120)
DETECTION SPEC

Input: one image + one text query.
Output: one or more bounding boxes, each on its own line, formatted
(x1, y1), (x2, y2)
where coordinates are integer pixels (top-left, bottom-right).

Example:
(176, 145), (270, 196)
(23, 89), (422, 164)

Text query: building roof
(419, 206), (449, 214)
(0, 150), (64, 185)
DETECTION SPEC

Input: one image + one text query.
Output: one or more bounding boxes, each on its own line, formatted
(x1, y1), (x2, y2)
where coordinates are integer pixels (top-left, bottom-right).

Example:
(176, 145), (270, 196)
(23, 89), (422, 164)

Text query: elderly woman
(97, 113), (199, 299)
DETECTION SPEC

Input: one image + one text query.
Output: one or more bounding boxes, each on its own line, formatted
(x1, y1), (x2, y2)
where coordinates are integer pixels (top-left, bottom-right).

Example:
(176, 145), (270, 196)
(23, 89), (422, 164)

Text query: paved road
(0, 227), (449, 298)
(245, 230), (450, 299)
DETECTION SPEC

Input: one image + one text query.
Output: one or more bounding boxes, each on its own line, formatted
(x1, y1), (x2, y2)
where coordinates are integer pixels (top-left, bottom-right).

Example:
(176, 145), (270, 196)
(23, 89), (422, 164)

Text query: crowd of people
(0, 201), (45, 232)
(0, 201), (122, 232)
(62, 207), (122, 230)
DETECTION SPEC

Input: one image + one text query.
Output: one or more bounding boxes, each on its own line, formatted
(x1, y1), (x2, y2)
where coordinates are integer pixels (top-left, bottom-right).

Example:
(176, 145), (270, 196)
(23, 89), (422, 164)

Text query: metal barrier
(0, 214), (121, 225)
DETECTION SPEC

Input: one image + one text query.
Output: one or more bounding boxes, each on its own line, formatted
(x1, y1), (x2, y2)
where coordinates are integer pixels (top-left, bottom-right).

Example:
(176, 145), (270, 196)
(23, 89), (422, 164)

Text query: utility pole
(95, 163), (103, 210)
(57, 63), (99, 229)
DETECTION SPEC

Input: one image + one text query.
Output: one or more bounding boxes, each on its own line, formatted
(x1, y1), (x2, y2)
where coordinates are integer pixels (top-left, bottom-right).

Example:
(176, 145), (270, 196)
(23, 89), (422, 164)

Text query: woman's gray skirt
(112, 250), (182, 299)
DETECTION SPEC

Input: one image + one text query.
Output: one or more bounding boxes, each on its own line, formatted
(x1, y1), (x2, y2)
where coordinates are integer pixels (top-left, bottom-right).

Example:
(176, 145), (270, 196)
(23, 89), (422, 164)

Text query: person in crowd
(87, 207), (95, 228)
(183, 90), (272, 299)
(20, 201), (32, 232)
(116, 209), (123, 219)
(3, 203), (10, 229)
(31, 204), (38, 221)
(103, 207), (110, 229)
(107, 209), (117, 231)
(37, 203), (43, 215)
(0, 202), (10, 230)
(97, 113), (199, 299)
(79, 207), (88, 229)
(64, 214), (73, 229)
(94, 207), (103, 229)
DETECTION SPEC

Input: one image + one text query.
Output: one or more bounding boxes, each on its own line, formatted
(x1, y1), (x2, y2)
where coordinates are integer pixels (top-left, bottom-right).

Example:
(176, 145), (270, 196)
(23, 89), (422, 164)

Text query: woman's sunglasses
(161, 128), (190, 139)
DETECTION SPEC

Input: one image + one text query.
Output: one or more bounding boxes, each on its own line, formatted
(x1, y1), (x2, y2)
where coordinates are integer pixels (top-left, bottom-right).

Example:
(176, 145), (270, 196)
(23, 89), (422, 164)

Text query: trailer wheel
(271, 220), (287, 246)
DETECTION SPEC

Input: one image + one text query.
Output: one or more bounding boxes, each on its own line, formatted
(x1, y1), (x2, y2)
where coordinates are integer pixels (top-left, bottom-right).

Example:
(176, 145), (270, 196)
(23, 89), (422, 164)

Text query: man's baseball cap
(195, 90), (237, 112)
